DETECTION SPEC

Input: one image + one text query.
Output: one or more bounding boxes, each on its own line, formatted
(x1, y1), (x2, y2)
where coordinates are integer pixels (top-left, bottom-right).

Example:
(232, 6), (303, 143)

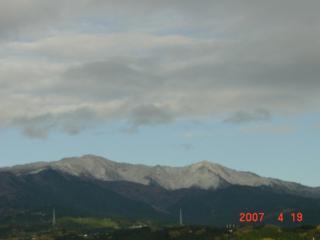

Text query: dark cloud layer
(0, 1), (319, 138)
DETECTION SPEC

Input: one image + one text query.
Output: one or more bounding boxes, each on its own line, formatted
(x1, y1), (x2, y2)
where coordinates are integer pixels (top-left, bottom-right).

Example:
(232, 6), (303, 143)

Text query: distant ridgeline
(1, 155), (320, 226)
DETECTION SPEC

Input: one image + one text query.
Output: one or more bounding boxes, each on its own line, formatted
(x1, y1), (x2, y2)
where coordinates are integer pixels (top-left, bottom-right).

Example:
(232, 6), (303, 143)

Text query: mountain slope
(2, 155), (319, 198)
(0, 169), (165, 221)
(1, 169), (320, 226)
(1, 155), (320, 225)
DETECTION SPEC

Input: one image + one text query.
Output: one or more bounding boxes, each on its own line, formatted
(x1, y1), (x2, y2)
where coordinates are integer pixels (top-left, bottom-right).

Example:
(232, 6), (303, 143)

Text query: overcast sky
(0, 0), (319, 186)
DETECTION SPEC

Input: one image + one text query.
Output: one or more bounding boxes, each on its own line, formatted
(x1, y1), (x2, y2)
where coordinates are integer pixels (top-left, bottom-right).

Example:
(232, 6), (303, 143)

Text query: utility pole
(179, 208), (183, 226)
(52, 208), (56, 227)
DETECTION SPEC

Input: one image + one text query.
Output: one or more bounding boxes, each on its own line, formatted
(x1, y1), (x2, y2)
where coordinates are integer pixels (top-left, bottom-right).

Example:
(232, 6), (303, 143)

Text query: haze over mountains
(1, 155), (320, 225)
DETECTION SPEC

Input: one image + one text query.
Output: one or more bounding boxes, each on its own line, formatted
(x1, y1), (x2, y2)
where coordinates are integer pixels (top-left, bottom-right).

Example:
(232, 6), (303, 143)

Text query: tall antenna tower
(179, 208), (183, 226)
(52, 208), (56, 227)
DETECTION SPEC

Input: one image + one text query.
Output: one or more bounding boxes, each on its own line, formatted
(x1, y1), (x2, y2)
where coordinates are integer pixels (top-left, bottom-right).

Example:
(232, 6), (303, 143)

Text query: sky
(0, 0), (319, 186)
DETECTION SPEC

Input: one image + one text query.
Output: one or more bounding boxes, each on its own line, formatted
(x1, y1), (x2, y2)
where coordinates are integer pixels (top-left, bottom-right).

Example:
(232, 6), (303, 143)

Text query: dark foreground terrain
(1, 217), (320, 240)
(2, 156), (320, 226)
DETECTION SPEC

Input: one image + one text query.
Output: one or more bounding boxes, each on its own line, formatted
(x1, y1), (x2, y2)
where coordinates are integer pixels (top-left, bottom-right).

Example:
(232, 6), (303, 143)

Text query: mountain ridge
(1, 154), (319, 197)
(1, 155), (320, 225)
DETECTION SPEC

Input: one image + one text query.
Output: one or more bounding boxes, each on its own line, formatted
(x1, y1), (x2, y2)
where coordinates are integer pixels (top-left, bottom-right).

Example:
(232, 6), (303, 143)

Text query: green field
(1, 217), (320, 240)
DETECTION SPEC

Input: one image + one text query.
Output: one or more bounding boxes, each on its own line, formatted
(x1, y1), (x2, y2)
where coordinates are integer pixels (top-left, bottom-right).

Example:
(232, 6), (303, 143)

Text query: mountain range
(0, 155), (319, 226)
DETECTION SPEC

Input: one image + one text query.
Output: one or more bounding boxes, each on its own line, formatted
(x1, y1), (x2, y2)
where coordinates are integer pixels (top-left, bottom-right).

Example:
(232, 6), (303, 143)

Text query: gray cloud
(2, 1), (319, 39)
(0, 1), (319, 137)
(129, 104), (175, 127)
(12, 108), (100, 139)
(0, 1), (83, 39)
(60, 60), (158, 100)
(224, 109), (272, 124)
